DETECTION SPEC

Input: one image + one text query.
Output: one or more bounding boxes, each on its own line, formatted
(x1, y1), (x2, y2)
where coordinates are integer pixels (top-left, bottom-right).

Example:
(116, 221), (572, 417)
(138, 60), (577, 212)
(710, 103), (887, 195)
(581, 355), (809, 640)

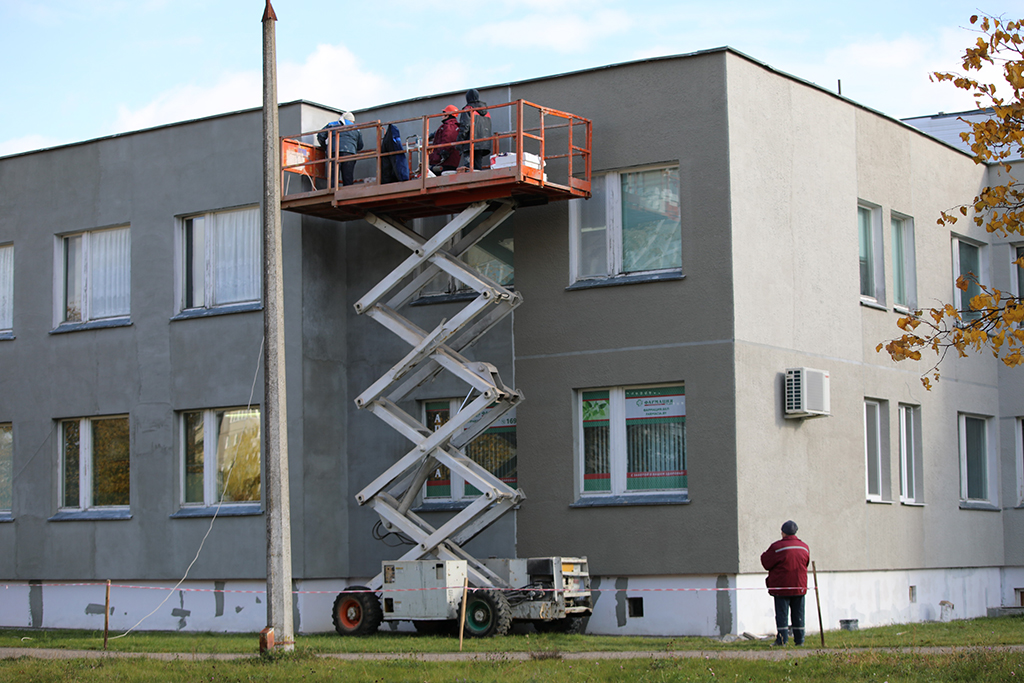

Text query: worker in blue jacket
(318, 111), (364, 187)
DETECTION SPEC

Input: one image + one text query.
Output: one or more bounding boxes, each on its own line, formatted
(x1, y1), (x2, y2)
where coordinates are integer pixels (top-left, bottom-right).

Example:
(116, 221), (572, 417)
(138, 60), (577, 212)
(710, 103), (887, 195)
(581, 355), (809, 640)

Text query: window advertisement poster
(624, 386), (686, 491)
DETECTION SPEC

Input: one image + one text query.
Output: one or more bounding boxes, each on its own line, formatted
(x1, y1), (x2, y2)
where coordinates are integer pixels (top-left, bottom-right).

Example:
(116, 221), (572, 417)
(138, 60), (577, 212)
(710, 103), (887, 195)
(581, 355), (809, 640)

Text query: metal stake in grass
(813, 561), (824, 647)
(459, 577), (469, 651)
(103, 579), (111, 651)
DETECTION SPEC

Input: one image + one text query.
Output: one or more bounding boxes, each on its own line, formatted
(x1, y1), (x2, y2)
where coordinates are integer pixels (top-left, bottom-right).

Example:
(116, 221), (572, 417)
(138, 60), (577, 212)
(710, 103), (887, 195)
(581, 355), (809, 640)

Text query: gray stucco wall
(0, 104), (315, 581)
(507, 54), (739, 575)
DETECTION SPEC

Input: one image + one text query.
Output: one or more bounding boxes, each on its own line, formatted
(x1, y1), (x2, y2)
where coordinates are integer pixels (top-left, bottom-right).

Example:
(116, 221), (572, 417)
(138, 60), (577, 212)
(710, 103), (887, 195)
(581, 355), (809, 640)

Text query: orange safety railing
(281, 100), (592, 200)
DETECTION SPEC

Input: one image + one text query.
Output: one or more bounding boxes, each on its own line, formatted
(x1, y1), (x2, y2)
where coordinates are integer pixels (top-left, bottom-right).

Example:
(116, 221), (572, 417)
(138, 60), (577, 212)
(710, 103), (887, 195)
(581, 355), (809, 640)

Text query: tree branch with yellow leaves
(880, 14), (1024, 387)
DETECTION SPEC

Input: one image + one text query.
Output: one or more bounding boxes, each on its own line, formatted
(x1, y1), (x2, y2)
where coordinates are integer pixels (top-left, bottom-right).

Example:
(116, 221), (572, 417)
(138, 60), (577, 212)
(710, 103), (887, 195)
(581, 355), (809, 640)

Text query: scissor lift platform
(281, 99), (591, 222)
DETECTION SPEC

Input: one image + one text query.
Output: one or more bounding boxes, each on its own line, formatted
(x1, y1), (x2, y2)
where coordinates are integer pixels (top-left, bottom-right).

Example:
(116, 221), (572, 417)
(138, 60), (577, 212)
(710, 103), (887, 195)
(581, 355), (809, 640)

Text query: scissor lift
(281, 100), (593, 637)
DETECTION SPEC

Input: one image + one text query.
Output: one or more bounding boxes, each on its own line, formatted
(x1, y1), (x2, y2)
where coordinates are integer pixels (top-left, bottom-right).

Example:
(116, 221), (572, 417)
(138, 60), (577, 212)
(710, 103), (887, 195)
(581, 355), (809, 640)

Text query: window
(180, 207), (261, 312)
(182, 408), (261, 506)
(60, 416), (130, 510)
(864, 400), (885, 500)
(570, 165), (681, 281)
(579, 385), (686, 496)
(891, 214), (916, 310)
(898, 404), (922, 503)
(417, 216), (514, 296)
(422, 400), (516, 501)
(858, 204), (884, 303)
(952, 236), (984, 321)
(1013, 245), (1024, 303)
(0, 423), (11, 513)
(959, 413), (990, 502)
(1017, 418), (1024, 506)
(58, 226), (131, 324)
(0, 244), (12, 333)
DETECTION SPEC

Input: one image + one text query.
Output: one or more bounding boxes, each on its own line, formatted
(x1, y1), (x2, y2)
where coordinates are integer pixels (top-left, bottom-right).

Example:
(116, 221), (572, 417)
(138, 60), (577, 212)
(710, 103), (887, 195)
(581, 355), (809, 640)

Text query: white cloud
(109, 43), (402, 134)
(0, 134), (66, 157)
(783, 28), (1002, 118)
(113, 71), (262, 134)
(278, 43), (394, 109)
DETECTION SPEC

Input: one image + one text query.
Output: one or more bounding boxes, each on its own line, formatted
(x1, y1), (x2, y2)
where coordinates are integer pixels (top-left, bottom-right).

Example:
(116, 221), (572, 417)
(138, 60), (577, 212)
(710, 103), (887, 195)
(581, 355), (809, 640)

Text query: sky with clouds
(0, 0), (1015, 157)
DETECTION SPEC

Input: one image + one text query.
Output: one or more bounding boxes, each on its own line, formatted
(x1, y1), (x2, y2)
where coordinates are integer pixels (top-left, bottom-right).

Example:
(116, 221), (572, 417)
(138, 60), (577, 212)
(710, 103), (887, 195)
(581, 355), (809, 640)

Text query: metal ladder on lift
(352, 199), (523, 592)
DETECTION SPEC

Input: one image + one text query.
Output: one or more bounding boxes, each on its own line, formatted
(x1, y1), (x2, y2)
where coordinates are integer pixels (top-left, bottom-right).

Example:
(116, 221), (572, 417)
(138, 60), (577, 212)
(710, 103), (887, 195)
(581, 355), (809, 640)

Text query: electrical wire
(372, 519), (415, 547)
(110, 335), (265, 640)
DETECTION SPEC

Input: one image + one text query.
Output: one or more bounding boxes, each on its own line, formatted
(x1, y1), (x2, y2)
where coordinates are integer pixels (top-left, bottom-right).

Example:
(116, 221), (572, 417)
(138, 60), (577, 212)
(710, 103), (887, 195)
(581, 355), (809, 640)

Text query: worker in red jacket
(760, 520), (809, 646)
(429, 105), (462, 175)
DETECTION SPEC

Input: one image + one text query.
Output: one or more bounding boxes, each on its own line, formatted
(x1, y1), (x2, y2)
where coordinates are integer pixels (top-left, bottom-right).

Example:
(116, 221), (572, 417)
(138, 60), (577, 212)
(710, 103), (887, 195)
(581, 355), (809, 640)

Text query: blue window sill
(959, 500), (1000, 511)
(49, 509), (132, 521)
(0, 512), (12, 523)
(170, 503), (262, 518)
(567, 270), (684, 291)
(0, 332), (13, 341)
(859, 298), (888, 311)
(50, 318), (132, 334)
(570, 492), (689, 508)
(171, 302), (262, 321)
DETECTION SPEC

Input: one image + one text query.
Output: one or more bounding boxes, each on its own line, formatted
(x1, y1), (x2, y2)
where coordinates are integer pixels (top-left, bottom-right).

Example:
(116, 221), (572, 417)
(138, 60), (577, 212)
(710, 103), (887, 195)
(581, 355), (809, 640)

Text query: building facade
(0, 48), (1021, 636)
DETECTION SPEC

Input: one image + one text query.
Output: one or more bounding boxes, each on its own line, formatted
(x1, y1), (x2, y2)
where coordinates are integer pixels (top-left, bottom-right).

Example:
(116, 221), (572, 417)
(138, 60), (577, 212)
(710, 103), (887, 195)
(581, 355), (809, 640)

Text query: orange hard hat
(443, 105), (459, 115)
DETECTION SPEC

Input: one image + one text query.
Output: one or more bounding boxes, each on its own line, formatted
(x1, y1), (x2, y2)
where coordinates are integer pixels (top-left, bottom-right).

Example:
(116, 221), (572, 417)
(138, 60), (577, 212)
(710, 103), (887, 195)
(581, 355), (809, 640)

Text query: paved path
(3, 645), (1024, 662)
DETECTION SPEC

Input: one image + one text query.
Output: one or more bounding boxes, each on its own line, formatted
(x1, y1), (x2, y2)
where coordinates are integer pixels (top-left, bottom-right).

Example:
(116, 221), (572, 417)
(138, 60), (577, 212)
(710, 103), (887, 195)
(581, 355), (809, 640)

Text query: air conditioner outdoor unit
(784, 367), (830, 418)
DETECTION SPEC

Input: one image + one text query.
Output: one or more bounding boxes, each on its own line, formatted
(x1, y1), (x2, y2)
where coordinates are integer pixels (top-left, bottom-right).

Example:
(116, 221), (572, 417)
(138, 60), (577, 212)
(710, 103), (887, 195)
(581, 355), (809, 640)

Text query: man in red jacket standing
(760, 520), (809, 646)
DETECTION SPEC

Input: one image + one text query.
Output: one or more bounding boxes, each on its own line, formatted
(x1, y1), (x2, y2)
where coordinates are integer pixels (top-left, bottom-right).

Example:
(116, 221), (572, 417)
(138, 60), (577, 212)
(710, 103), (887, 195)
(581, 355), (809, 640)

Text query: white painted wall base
(0, 578), (371, 635)
(584, 567), (1022, 637)
(1, 566), (1020, 636)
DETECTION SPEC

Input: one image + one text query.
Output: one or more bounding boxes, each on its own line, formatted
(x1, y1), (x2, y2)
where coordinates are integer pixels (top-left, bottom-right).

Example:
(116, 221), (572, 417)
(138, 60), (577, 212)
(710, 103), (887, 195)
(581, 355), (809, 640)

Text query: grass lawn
(1, 649), (1024, 682)
(1, 616), (1023, 681)
(2, 615), (1023, 654)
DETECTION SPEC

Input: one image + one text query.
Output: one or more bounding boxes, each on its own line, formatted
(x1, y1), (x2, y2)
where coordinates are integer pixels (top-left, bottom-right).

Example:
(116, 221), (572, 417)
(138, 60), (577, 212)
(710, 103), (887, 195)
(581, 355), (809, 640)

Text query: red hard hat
(443, 105), (459, 114)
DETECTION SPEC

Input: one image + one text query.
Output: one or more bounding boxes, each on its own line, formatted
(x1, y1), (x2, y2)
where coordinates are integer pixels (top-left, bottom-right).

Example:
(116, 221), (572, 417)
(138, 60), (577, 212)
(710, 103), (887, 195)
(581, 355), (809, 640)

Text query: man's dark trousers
(774, 595), (805, 645)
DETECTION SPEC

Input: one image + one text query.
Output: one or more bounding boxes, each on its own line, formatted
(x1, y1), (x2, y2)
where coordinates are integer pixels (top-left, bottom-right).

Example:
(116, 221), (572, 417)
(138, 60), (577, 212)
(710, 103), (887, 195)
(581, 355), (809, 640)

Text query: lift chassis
(332, 200), (592, 637)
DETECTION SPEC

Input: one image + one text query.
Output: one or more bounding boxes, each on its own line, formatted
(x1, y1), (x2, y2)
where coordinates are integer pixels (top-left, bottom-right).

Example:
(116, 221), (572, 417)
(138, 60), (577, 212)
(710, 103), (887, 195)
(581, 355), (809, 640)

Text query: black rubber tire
(332, 586), (384, 636)
(460, 589), (512, 638)
(534, 615), (587, 634)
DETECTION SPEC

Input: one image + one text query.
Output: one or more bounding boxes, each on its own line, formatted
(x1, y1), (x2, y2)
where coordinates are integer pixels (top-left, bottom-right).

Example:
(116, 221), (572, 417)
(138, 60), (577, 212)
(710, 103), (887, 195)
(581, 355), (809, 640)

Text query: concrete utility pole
(261, 0), (294, 651)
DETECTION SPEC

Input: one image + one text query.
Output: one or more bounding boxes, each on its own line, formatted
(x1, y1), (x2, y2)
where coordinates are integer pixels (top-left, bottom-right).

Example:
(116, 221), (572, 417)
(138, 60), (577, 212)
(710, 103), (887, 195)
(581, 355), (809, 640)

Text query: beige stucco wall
(725, 52), (1004, 576)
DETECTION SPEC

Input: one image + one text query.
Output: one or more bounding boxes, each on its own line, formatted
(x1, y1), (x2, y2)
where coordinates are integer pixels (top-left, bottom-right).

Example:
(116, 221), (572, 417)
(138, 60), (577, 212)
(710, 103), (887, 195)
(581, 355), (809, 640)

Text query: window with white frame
(58, 226), (131, 324)
(182, 407), (261, 506)
(60, 416), (130, 510)
(1017, 418), (1024, 506)
(0, 244), (12, 333)
(952, 236), (984, 321)
(180, 207), (261, 312)
(579, 385), (686, 496)
(1013, 245), (1024, 303)
(891, 214), (917, 310)
(959, 413), (991, 502)
(0, 423), (11, 513)
(898, 404), (922, 503)
(422, 399), (516, 501)
(864, 399), (889, 501)
(858, 204), (884, 303)
(570, 165), (681, 281)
